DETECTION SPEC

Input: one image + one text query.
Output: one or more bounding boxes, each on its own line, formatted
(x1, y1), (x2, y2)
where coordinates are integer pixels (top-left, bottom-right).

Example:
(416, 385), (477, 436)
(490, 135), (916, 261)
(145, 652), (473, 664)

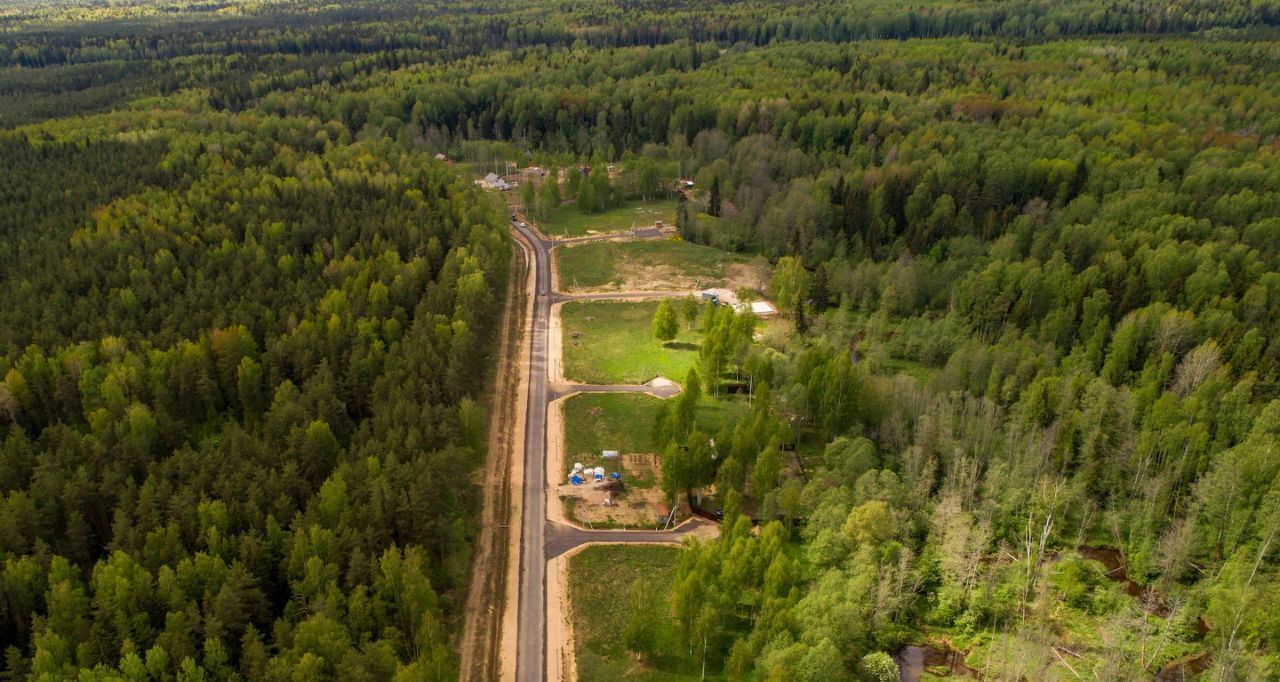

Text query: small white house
(481, 172), (512, 191)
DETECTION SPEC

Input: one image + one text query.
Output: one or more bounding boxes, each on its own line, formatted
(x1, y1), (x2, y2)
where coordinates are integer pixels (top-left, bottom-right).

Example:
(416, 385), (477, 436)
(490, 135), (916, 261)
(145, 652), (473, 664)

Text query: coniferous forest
(3, 0), (1280, 679)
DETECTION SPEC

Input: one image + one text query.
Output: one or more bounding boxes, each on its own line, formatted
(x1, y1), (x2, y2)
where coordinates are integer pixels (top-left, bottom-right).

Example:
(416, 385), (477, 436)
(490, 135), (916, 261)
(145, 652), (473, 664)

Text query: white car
(518, 221), (527, 228)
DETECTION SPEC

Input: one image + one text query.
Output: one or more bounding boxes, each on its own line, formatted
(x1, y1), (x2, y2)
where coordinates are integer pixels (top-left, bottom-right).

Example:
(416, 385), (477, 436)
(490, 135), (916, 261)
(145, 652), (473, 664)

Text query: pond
(896, 643), (980, 681)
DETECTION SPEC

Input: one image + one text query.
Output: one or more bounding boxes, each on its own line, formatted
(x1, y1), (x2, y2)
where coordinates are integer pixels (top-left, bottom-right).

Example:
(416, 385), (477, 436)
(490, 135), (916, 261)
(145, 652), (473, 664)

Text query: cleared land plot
(557, 239), (742, 292)
(560, 453), (666, 527)
(542, 198), (678, 237)
(562, 393), (750, 483)
(569, 545), (713, 681)
(564, 393), (662, 469)
(561, 300), (700, 385)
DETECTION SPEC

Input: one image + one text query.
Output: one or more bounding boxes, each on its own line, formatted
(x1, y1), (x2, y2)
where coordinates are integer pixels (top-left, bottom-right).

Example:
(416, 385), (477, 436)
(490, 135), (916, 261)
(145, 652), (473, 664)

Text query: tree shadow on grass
(661, 341), (700, 351)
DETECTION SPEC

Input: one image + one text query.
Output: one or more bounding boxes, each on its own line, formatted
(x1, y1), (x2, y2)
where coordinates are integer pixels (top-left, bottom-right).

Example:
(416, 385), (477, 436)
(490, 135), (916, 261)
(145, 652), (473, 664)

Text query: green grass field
(562, 392), (751, 487)
(561, 300), (701, 384)
(695, 396), (751, 440)
(565, 393), (662, 460)
(541, 198), (678, 237)
(557, 239), (738, 291)
(569, 545), (715, 681)
(563, 393), (663, 488)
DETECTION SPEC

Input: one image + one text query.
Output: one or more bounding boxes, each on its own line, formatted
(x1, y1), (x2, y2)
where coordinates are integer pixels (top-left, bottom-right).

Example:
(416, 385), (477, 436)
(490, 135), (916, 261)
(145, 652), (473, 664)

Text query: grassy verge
(561, 300), (701, 384)
(558, 239), (739, 292)
(542, 198), (678, 237)
(569, 545), (715, 681)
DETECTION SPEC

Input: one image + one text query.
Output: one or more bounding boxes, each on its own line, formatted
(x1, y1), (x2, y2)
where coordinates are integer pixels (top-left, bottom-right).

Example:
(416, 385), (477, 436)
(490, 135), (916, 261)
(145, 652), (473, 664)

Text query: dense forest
(3, 0), (1280, 679)
(0, 3), (512, 677)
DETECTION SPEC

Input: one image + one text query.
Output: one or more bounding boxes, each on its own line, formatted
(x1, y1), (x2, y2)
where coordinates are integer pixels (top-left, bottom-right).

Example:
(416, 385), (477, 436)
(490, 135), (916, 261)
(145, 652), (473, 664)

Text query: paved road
(549, 382), (682, 400)
(552, 290), (697, 303)
(548, 225), (669, 246)
(510, 215), (713, 682)
(513, 220), (553, 682)
(545, 519), (713, 559)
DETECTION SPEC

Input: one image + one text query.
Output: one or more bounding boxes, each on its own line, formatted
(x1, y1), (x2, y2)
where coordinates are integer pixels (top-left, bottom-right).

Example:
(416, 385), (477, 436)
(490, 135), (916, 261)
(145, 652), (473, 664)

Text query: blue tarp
(570, 475), (583, 485)
(610, 472), (621, 479)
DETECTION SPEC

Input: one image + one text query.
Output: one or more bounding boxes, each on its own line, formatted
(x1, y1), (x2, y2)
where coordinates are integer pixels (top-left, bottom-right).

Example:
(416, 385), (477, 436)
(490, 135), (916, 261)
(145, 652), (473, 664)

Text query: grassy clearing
(883, 357), (939, 382)
(561, 300), (701, 384)
(693, 395), (751, 439)
(569, 545), (714, 681)
(542, 198), (678, 237)
(565, 393), (662, 460)
(558, 239), (739, 292)
(563, 393), (663, 489)
(562, 393), (751, 487)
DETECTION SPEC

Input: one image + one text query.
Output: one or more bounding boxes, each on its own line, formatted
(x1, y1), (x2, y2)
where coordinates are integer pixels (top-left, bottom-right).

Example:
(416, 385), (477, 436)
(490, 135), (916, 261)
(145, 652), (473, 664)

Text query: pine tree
(811, 264), (829, 309)
(708, 176), (722, 217)
(676, 191), (689, 234)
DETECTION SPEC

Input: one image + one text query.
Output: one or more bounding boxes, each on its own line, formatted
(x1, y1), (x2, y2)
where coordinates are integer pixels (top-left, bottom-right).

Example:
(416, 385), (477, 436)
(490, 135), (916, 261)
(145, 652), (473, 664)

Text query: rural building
(479, 172), (513, 191)
(700, 288), (779, 318)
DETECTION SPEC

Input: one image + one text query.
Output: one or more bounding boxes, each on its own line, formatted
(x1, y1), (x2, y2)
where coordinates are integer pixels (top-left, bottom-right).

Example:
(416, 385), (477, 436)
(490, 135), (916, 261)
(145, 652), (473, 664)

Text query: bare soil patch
(557, 454), (671, 527)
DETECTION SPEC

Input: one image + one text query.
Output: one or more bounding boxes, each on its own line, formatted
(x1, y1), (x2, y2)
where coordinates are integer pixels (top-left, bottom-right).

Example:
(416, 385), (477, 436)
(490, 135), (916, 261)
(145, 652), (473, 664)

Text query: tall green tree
(652, 299), (679, 343)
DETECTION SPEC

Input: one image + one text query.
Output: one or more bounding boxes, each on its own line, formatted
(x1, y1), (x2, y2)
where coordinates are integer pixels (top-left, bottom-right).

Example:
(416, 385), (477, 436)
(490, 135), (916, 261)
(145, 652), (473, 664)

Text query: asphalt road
(549, 382), (682, 401)
(553, 224), (668, 245)
(513, 220), (552, 682)
(551, 290), (698, 303)
(544, 519), (711, 559)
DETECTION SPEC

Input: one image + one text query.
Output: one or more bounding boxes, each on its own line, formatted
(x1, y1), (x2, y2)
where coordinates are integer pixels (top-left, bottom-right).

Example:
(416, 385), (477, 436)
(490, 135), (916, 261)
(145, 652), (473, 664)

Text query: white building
(745, 300), (778, 318)
(480, 172), (512, 191)
(700, 288), (779, 318)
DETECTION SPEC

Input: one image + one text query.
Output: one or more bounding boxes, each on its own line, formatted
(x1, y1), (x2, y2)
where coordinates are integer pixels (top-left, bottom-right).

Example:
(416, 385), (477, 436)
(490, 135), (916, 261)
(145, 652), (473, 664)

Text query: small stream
(1078, 546), (1210, 634)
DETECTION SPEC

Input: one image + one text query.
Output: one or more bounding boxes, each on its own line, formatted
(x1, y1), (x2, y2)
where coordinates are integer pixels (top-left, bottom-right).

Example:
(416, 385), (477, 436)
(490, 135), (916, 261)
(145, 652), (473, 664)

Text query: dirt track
(458, 233), (530, 682)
